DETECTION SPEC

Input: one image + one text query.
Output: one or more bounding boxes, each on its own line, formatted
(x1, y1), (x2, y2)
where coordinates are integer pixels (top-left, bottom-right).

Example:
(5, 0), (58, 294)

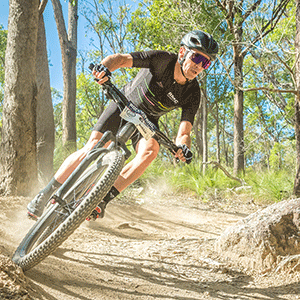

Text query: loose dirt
(1, 186), (300, 299)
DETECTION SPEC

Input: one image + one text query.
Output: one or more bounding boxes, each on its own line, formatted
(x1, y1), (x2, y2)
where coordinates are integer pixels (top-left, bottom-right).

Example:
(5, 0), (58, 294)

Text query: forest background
(0, 0), (298, 205)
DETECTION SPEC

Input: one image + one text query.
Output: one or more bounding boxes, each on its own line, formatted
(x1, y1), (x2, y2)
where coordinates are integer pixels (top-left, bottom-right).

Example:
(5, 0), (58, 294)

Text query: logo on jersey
(156, 81), (164, 88)
(167, 92), (179, 104)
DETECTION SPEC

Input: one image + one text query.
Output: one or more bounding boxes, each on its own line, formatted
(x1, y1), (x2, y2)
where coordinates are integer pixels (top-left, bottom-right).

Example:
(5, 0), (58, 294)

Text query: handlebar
(89, 63), (179, 156)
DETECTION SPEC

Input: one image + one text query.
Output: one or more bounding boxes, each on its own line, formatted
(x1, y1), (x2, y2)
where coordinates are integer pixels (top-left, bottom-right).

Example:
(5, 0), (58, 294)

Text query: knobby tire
(12, 149), (124, 271)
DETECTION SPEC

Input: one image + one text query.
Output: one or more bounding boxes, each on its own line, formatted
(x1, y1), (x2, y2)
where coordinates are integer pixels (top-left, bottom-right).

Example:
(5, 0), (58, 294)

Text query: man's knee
(143, 148), (158, 162)
(137, 144), (159, 164)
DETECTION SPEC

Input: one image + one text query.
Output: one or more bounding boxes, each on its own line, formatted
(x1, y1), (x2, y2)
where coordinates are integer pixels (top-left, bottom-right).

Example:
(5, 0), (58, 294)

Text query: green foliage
(140, 158), (295, 204)
(76, 73), (105, 148)
(241, 3), (295, 171)
(82, 0), (134, 55)
(127, 0), (182, 51)
(52, 88), (63, 140)
(246, 169), (294, 203)
(269, 141), (296, 171)
(128, 0), (225, 52)
(141, 159), (238, 200)
(0, 25), (6, 84)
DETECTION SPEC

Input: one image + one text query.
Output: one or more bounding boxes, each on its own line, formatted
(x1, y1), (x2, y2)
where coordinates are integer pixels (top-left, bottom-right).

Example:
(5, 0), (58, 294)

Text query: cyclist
(27, 29), (219, 221)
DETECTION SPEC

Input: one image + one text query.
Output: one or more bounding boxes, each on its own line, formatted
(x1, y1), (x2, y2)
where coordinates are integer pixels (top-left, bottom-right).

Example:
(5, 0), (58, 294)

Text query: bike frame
(51, 66), (179, 210)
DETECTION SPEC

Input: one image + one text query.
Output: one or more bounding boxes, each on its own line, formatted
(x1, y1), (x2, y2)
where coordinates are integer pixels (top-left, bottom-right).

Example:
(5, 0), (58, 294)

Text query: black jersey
(122, 50), (200, 125)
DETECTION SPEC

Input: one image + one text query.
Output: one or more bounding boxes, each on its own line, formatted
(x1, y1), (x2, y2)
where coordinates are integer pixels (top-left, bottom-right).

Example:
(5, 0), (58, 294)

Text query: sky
(0, 1), (92, 92)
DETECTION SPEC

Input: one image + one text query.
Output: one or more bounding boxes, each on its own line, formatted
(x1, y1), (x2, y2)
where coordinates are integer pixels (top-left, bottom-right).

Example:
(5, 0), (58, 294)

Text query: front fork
(50, 123), (136, 210)
(51, 131), (115, 209)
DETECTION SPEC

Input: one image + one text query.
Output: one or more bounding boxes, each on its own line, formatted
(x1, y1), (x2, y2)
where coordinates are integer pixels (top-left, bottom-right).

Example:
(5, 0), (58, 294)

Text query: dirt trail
(1, 192), (300, 299)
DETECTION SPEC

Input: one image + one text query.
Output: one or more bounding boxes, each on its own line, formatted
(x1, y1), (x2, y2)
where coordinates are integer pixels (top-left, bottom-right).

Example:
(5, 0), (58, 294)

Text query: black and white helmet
(180, 30), (219, 61)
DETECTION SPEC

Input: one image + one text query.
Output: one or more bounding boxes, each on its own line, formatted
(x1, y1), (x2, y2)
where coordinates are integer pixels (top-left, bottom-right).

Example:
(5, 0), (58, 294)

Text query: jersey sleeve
(130, 50), (176, 70)
(180, 84), (201, 126)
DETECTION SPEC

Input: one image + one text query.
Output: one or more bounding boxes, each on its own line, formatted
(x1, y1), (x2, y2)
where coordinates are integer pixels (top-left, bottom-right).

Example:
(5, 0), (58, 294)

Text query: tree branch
(241, 86), (297, 95)
(51, 0), (68, 46)
(39, 0), (48, 15)
(204, 161), (245, 185)
(241, 0), (290, 57)
(217, 56), (297, 96)
(241, 0), (263, 25)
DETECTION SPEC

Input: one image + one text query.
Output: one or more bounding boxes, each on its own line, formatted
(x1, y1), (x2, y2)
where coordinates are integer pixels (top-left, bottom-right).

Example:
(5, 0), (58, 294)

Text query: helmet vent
(191, 37), (200, 45)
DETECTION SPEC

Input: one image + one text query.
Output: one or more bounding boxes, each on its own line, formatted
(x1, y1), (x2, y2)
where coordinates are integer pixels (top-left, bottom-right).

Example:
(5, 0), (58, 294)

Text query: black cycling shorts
(93, 101), (159, 151)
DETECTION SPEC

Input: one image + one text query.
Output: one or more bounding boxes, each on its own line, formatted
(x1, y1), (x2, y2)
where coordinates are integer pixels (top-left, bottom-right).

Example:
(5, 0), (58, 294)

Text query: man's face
(180, 47), (210, 80)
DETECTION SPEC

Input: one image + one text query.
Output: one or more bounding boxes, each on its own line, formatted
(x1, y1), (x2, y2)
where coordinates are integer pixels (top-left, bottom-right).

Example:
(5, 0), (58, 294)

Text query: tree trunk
(233, 85), (244, 176)
(293, 0), (300, 196)
(222, 114), (229, 166)
(215, 103), (220, 164)
(0, 0), (39, 196)
(193, 104), (203, 160)
(52, 0), (78, 153)
(233, 24), (245, 176)
(202, 82), (208, 174)
(36, 9), (55, 186)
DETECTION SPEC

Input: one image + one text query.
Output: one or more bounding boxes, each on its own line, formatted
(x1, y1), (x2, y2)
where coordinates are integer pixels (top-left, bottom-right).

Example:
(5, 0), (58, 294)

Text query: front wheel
(12, 149), (124, 271)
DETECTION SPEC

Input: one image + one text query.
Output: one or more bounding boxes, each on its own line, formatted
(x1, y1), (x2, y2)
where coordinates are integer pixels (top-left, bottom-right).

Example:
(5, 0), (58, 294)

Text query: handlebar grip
(89, 63), (112, 82)
(171, 144), (179, 154)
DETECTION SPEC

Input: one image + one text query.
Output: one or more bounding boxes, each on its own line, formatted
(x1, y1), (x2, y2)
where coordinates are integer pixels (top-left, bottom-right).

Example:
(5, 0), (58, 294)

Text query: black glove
(177, 144), (193, 164)
(89, 63), (112, 79)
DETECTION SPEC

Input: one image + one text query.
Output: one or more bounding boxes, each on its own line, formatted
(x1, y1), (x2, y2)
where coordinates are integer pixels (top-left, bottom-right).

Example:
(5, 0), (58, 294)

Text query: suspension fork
(51, 123), (136, 208)
(115, 122), (136, 160)
(52, 131), (115, 207)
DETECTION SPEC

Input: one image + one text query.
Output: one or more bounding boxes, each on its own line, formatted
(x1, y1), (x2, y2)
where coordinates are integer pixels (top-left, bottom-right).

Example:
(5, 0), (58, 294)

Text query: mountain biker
(27, 29), (219, 221)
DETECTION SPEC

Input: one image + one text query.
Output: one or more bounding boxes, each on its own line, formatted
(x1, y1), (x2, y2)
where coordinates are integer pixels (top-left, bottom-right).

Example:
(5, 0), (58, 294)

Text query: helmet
(181, 30), (219, 61)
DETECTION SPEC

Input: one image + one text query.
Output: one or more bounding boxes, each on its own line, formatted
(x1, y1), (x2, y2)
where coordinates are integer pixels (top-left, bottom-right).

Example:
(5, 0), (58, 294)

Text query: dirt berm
(1, 188), (300, 299)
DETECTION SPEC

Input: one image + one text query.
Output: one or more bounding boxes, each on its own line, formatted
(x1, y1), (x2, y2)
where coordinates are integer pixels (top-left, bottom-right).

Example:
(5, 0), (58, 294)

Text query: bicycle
(12, 63), (180, 271)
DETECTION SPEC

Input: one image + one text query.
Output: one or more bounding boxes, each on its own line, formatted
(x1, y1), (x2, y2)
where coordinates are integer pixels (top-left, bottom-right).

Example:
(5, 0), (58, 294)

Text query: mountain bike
(12, 64), (179, 271)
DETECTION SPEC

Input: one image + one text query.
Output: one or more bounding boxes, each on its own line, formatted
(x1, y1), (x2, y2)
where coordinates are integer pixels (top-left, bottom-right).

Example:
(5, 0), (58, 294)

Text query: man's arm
(101, 53), (133, 71)
(175, 120), (193, 163)
(93, 53), (133, 85)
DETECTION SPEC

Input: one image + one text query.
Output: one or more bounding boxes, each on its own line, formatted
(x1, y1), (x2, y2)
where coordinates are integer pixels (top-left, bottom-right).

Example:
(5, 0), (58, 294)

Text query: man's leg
(54, 131), (103, 183)
(114, 137), (160, 192)
(27, 131), (104, 218)
(88, 137), (160, 220)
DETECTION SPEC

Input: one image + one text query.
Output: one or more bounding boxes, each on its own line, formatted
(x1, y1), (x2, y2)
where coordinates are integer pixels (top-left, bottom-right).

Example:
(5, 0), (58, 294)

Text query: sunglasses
(187, 49), (211, 69)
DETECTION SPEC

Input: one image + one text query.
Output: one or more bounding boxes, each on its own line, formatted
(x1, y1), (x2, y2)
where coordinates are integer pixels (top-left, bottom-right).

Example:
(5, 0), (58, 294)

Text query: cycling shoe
(86, 201), (107, 221)
(27, 193), (48, 219)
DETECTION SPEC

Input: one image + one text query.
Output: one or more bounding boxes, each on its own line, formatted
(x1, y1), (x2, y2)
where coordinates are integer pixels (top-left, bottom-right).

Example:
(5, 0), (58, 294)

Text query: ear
(178, 46), (186, 59)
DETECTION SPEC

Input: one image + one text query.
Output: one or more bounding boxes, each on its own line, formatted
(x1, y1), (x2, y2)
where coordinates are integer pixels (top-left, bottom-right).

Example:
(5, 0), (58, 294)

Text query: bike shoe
(27, 193), (48, 219)
(86, 201), (107, 221)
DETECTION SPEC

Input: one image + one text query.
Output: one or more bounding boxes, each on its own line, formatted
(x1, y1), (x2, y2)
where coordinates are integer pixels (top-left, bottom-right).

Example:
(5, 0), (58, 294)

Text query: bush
(140, 159), (295, 204)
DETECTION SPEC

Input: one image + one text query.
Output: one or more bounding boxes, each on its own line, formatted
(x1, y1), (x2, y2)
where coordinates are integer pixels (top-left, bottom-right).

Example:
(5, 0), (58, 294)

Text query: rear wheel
(12, 149), (124, 271)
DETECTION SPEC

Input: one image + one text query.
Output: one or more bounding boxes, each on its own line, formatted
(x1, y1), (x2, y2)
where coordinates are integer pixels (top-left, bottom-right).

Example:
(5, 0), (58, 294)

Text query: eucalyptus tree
(0, 0), (40, 196)
(51, 0), (78, 153)
(0, 1), (55, 193)
(213, 0), (291, 175)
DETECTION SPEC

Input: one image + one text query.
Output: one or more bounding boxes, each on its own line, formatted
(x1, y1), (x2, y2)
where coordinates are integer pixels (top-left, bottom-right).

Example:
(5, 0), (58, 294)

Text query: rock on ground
(215, 198), (300, 272)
